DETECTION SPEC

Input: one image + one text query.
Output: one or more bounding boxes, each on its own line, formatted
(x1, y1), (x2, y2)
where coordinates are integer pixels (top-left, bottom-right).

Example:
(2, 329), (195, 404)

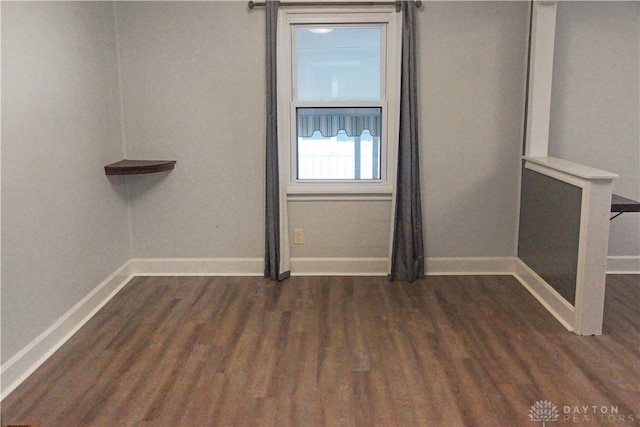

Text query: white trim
(521, 156), (617, 335)
(607, 256), (640, 274)
(290, 257), (389, 276)
(1, 261), (134, 400)
(129, 258), (264, 276)
(524, 0), (557, 157)
(513, 258), (575, 332)
(129, 256), (528, 277)
(524, 156), (619, 181)
(287, 193), (392, 202)
(425, 257), (518, 276)
(126, 256), (553, 276)
(130, 257), (540, 276)
(278, 6), (401, 196)
(572, 179), (612, 335)
(290, 256), (524, 276)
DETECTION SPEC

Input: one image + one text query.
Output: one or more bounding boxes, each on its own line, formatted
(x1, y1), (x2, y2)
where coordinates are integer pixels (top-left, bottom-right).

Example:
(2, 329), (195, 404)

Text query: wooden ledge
(104, 159), (176, 176)
(611, 194), (640, 213)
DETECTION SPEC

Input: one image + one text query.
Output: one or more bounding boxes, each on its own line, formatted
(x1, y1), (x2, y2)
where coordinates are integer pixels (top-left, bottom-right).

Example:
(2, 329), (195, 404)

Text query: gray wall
(549, 1), (640, 257)
(1, 2), (130, 361)
(115, 1), (530, 261)
(115, 2), (266, 258)
(289, 200), (392, 258)
(420, 1), (529, 257)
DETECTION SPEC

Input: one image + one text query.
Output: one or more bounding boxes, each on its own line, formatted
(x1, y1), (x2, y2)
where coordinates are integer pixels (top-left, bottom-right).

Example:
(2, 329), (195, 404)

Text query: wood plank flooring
(2, 274), (638, 426)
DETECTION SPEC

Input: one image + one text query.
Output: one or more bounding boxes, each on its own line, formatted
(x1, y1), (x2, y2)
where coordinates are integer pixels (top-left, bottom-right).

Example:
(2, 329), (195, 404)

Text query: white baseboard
(607, 256), (640, 274)
(289, 256), (523, 276)
(130, 256), (522, 277)
(129, 257), (264, 276)
(425, 257), (518, 275)
(512, 258), (575, 332)
(87, 256), (640, 278)
(290, 257), (389, 276)
(130, 256), (521, 277)
(0, 261), (134, 400)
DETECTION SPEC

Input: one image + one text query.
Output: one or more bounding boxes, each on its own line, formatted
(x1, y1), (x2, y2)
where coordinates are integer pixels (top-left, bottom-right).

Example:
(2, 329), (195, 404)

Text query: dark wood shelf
(611, 193), (640, 213)
(104, 159), (176, 176)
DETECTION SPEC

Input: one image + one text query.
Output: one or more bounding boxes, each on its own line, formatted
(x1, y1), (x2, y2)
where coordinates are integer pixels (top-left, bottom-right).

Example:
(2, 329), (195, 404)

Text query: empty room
(1, 1), (638, 426)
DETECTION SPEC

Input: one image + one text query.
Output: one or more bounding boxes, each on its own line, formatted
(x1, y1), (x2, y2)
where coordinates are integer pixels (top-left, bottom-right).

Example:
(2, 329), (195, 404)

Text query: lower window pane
(296, 107), (381, 180)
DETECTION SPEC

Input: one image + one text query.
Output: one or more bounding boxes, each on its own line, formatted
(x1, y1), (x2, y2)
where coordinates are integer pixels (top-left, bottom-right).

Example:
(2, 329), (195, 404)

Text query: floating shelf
(104, 159), (176, 176)
(611, 194), (640, 213)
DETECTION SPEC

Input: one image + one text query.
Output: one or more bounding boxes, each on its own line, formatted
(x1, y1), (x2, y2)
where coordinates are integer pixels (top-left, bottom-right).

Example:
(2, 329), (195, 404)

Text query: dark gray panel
(518, 167), (582, 305)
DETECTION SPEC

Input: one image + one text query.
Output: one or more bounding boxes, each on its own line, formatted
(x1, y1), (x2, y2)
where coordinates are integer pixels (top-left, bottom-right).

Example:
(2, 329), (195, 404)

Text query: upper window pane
(296, 26), (381, 102)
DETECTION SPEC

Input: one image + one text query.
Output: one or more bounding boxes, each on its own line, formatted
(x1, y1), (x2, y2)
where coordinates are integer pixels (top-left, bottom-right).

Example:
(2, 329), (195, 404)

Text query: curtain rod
(248, 1), (422, 12)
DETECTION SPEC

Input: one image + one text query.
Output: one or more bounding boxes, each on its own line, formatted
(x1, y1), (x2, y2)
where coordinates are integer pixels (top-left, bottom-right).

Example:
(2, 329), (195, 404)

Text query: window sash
(294, 24), (384, 102)
(278, 7), (401, 195)
(296, 107), (383, 180)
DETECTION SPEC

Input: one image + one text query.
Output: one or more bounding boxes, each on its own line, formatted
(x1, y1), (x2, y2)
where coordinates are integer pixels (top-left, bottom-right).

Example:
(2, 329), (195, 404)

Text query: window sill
(286, 182), (393, 201)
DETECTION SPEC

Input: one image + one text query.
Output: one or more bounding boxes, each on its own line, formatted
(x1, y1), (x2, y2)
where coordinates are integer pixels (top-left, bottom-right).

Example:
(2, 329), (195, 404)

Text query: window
(278, 8), (401, 194)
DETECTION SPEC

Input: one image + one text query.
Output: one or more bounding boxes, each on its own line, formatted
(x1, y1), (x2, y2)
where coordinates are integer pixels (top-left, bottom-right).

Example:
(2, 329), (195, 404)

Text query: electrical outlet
(293, 228), (304, 245)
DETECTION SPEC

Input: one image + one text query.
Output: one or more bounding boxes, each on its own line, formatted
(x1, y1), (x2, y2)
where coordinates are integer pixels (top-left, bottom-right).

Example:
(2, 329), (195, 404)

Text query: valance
(297, 107), (381, 138)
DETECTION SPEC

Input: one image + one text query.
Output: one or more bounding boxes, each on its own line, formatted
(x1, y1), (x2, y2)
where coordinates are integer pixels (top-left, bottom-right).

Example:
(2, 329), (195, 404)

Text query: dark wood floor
(2, 274), (638, 426)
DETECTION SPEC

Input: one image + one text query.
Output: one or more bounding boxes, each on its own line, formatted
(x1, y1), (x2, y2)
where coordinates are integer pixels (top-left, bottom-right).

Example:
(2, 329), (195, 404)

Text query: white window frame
(277, 7), (402, 197)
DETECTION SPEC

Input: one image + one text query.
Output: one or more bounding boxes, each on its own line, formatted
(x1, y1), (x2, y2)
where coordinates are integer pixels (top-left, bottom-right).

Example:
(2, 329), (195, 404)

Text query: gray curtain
(389, 0), (425, 282)
(265, 0), (290, 281)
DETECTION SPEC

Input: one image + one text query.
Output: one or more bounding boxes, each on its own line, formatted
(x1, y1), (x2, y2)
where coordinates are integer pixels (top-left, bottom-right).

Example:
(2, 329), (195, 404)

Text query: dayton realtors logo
(529, 401), (638, 424)
(562, 405), (636, 424)
(529, 400), (560, 426)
